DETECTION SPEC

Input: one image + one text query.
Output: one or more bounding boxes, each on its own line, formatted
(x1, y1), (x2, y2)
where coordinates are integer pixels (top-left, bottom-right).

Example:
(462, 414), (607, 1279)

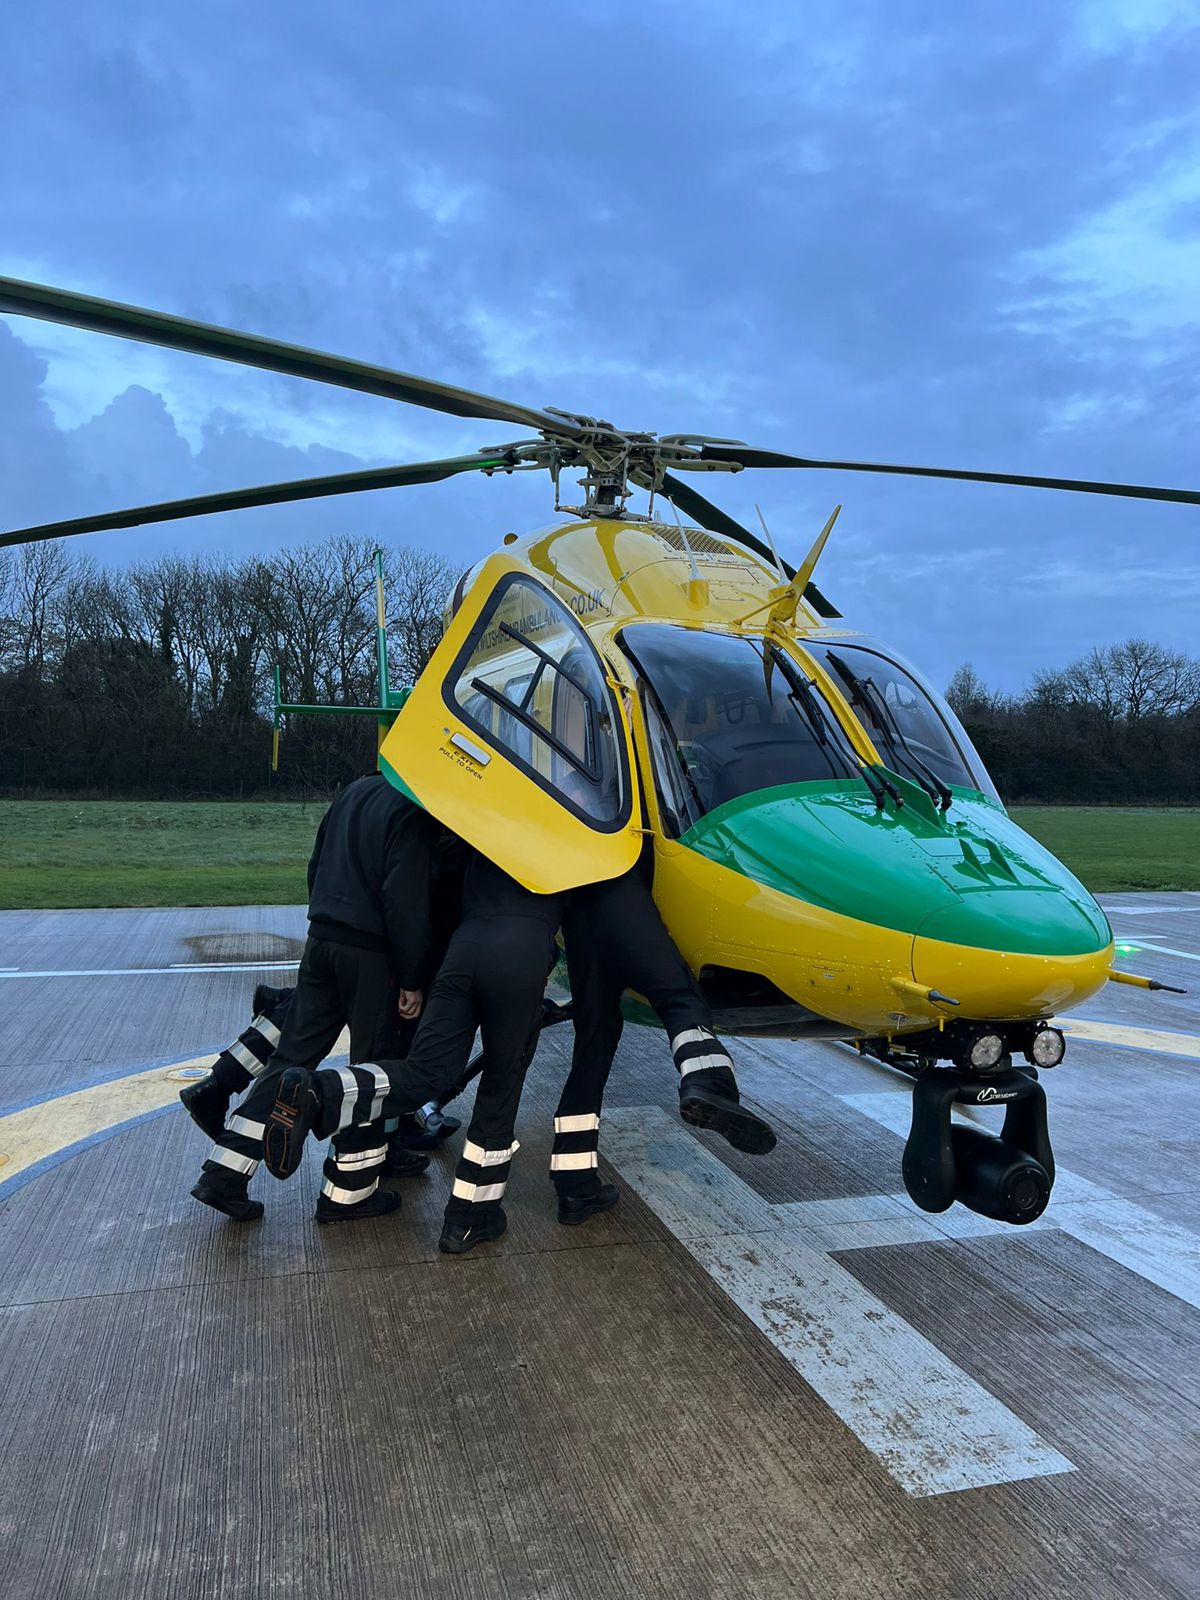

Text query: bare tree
(1059, 638), (1200, 724)
(3, 542), (77, 674)
(384, 545), (456, 686)
(946, 663), (995, 719)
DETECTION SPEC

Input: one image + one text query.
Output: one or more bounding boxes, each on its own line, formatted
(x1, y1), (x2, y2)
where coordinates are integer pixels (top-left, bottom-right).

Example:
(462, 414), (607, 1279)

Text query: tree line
(0, 537), (454, 795)
(1, 536), (1197, 802)
(947, 643), (1200, 804)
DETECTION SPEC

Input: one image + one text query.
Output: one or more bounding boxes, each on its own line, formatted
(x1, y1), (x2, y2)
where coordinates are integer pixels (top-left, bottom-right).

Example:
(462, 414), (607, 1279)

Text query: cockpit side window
(809, 638), (999, 800)
(619, 623), (863, 829)
(447, 574), (628, 828)
(640, 683), (704, 837)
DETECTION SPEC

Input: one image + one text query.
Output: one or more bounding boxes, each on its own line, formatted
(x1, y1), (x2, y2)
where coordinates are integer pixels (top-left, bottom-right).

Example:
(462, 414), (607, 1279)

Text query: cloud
(0, 0), (1196, 692)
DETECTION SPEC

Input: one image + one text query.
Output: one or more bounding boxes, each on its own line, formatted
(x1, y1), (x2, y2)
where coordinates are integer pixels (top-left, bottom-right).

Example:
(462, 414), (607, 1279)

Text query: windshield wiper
(863, 675), (952, 809)
(826, 651), (952, 810)
(859, 762), (898, 811)
(768, 644), (894, 806)
(767, 645), (830, 745)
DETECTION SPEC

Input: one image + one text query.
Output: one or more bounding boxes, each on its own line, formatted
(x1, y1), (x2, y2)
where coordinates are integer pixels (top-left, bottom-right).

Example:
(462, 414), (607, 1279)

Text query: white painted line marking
(1116, 940), (1200, 963)
(1051, 1201), (1200, 1312)
(0, 962), (300, 980)
(842, 1091), (1200, 1311)
(604, 1106), (1073, 1497)
(601, 1112), (777, 1238)
(1107, 908), (1200, 921)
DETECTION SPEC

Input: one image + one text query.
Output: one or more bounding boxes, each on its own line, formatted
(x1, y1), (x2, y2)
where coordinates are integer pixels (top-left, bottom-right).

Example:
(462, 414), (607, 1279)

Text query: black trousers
(209, 1001), (291, 1095)
(204, 937), (407, 1205)
(552, 871), (737, 1194)
(321, 916), (556, 1221)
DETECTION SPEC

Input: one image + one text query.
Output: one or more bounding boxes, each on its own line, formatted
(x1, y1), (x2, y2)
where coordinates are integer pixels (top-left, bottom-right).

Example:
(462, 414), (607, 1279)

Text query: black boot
(314, 1188), (403, 1225)
(179, 1074), (233, 1142)
(253, 982), (293, 1018)
(438, 1208), (507, 1255)
(557, 1183), (620, 1226)
(263, 1068), (326, 1179)
(382, 1143), (431, 1179)
(679, 1072), (776, 1155)
(191, 1167), (264, 1222)
(390, 1108), (462, 1152)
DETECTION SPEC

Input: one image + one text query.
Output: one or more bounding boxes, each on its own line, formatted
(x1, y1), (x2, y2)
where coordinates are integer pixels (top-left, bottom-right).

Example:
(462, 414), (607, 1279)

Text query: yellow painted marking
(0, 1055), (212, 1188)
(1062, 1018), (1200, 1061)
(0, 1028), (351, 1189)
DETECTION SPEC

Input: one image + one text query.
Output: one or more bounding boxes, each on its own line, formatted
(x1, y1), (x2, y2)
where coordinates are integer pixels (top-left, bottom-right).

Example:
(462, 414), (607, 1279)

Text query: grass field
(0, 802), (322, 910)
(1, 800), (1198, 909)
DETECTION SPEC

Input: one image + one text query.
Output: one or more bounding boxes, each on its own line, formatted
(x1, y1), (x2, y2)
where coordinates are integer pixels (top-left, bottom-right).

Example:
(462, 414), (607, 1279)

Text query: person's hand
(398, 989), (423, 1020)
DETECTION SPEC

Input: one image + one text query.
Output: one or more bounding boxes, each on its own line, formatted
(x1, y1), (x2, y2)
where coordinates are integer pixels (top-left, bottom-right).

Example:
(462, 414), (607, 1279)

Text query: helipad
(1, 894), (1198, 1599)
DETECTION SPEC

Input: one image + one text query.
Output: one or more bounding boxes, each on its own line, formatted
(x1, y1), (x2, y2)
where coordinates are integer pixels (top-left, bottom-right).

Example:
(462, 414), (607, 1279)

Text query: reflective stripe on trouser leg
(672, 1027), (737, 1086)
(318, 1062), (392, 1133)
(205, 1112), (265, 1177)
(450, 1140), (520, 1209)
(321, 1137), (387, 1205)
(211, 1015), (283, 1093)
(550, 1112), (600, 1193)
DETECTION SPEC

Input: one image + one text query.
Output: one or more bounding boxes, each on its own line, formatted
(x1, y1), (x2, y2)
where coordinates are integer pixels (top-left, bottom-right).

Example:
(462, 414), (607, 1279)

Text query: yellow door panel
(379, 554), (642, 893)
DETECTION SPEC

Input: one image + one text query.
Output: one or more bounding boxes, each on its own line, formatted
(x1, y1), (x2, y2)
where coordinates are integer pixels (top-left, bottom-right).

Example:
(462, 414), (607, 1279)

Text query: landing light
(1029, 1027), (1066, 1068)
(967, 1032), (1005, 1070)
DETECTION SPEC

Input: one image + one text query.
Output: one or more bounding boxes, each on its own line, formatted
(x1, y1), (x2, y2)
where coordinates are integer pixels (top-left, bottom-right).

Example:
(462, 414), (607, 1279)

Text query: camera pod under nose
(902, 1063), (1054, 1225)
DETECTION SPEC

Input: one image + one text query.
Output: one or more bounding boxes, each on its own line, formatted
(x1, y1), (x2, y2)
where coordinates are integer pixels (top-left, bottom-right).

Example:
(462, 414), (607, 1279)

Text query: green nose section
(679, 780), (1112, 956)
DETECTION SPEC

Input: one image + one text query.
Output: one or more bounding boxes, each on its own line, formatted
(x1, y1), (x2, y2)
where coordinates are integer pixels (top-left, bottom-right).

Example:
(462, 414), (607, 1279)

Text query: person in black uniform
(190, 773), (451, 1224)
(180, 983), (293, 1143)
(262, 847), (565, 1254)
(549, 865), (775, 1221)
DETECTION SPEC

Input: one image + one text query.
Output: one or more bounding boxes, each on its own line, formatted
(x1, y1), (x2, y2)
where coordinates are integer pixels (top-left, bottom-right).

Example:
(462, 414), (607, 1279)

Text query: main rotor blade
(697, 445), (1200, 508)
(0, 277), (581, 437)
(657, 471), (840, 617)
(0, 451), (528, 548)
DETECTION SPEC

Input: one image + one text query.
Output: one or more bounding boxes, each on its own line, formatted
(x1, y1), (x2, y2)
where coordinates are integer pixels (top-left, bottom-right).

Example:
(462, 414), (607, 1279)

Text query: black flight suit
(314, 850), (565, 1225)
(201, 774), (446, 1211)
(551, 865), (741, 1195)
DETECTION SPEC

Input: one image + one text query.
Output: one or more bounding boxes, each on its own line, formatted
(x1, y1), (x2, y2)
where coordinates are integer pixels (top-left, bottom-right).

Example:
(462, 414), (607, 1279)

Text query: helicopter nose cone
(678, 781), (1113, 1024)
(912, 888), (1113, 1017)
(906, 806), (1113, 1016)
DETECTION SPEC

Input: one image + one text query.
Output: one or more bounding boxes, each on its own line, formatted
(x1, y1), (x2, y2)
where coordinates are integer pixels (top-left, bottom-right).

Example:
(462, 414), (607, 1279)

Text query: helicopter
(0, 274), (1192, 1229)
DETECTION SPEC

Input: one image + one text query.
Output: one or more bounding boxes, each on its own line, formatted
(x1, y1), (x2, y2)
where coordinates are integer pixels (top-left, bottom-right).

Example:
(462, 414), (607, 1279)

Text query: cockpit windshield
(618, 624), (863, 835)
(808, 637), (999, 801)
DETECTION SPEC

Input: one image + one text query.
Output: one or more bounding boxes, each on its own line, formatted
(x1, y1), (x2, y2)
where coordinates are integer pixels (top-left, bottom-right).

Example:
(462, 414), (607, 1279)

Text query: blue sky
(2, 0), (1197, 691)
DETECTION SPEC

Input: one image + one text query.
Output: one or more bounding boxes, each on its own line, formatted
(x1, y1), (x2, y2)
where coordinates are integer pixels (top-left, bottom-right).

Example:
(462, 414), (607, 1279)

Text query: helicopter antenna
(670, 502), (702, 582)
(756, 503), (787, 582)
(667, 499), (709, 605)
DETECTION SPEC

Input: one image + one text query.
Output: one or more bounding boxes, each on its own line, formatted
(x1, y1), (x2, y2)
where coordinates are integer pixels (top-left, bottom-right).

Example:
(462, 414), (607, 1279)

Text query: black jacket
(306, 774), (447, 990)
(462, 849), (567, 931)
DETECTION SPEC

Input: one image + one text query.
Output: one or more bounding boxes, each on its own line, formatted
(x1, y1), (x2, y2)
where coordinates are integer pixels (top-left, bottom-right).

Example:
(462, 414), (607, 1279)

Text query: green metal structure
(270, 546), (410, 771)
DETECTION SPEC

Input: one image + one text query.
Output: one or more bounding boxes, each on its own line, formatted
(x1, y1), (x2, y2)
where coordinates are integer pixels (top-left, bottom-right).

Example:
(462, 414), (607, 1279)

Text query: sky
(1, 0), (1198, 693)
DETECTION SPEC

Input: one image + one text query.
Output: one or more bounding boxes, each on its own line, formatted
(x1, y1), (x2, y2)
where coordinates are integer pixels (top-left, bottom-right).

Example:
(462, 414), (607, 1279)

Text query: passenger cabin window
(619, 624), (862, 832)
(447, 574), (627, 827)
(808, 638), (998, 799)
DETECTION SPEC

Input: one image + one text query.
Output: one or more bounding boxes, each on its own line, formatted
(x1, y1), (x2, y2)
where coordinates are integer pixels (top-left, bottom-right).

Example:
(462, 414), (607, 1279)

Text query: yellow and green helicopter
(1, 276), (1190, 1224)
